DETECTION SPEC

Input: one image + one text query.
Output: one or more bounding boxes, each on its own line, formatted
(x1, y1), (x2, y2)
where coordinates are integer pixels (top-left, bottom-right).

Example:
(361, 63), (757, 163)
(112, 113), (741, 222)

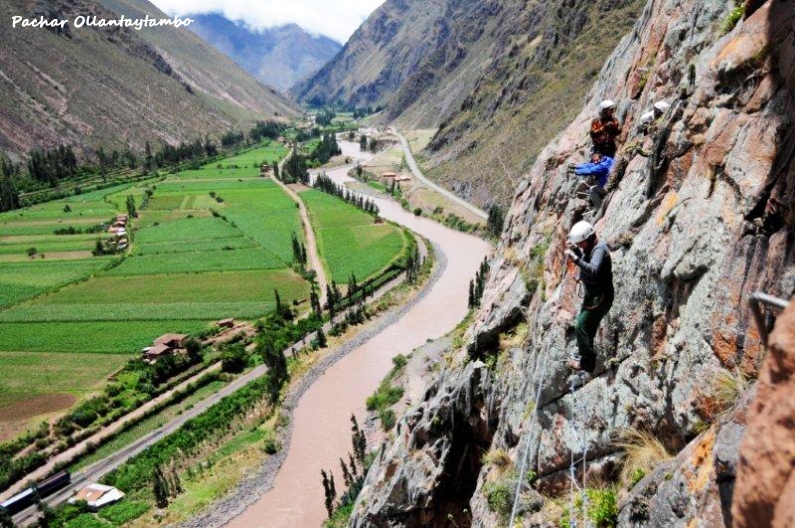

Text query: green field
(210, 143), (288, 169)
(0, 352), (129, 409)
(0, 258), (117, 308)
(300, 190), (407, 282)
(0, 142), (309, 433)
(0, 139), (410, 440)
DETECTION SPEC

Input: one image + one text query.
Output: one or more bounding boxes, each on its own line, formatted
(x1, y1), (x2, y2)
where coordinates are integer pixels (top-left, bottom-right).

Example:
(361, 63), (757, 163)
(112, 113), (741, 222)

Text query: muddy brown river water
(226, 142), (491, 527)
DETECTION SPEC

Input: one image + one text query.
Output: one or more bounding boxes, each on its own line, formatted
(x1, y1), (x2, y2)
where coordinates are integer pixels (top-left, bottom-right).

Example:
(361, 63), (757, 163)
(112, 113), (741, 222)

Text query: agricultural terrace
(300, 189), (408, 283)
(0, 140), (307, 434)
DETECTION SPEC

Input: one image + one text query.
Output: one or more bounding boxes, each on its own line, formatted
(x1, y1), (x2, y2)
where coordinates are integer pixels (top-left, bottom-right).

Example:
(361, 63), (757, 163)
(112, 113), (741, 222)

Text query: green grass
(65, 513), (112, 528)
(97, 500), (150, 525)
(176, 167), (261, 180)
(0, 238), (96, 255)
(0, 302), (277, 323)
(0, 258), (117, 307)
(133, 236), (257, 256)
(134, 217), (239, 244)
(0, 321), (209, 354)
(72, 380), (227, 471)
(211, 142), (288, 169)
(301, 190), (406, 282)
(33, 269), (306, 304)
(105, 247), (285, 276)
(0, 352), (129, 406)
(0, 270), (308, 323)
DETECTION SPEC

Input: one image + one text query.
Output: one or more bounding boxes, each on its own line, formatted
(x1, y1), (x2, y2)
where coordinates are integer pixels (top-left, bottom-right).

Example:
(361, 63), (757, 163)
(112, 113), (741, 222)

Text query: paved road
(390, 128), (488, 220)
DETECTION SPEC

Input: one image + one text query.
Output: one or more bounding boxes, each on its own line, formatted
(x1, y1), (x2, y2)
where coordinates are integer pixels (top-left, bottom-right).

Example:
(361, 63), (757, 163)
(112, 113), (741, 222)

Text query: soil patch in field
(0, 392), (76, 422)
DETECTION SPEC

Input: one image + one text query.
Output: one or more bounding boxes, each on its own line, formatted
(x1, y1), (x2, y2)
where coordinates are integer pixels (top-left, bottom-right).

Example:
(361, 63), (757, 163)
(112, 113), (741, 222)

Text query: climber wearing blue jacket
(569, 153), (614, 209)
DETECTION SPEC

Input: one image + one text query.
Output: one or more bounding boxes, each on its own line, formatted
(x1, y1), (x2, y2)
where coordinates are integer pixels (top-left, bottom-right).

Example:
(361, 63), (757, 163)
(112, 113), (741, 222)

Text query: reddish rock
(733, 297), (795, 527)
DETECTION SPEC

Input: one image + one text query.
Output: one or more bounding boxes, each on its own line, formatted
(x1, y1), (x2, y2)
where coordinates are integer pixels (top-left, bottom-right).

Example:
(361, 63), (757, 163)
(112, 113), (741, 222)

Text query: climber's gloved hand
(565, 249), (580, 263)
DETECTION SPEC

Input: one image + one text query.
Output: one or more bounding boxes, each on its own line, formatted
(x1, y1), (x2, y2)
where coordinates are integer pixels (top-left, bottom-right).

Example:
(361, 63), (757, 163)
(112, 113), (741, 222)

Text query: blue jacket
(574, 156), (614, 188)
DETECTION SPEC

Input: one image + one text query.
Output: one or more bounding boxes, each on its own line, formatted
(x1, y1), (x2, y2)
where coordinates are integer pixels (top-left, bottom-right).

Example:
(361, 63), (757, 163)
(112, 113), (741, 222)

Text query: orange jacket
(590, 116), (620, 146)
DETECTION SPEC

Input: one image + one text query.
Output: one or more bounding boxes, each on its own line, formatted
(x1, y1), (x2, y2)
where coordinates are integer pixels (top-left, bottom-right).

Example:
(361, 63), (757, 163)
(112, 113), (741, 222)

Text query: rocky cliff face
(352, 0), (795, 526)
(732, 297), (795, 526)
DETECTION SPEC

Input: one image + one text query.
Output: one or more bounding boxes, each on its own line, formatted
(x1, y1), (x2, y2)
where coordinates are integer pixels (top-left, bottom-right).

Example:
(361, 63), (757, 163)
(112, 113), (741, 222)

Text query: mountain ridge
(186, 15), (341, 93)
(0, 0), (299, 162)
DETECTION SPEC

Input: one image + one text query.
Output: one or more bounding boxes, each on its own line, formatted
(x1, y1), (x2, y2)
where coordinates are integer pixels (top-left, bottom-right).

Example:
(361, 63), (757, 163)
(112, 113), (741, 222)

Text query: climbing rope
(508, 348), (550, 527)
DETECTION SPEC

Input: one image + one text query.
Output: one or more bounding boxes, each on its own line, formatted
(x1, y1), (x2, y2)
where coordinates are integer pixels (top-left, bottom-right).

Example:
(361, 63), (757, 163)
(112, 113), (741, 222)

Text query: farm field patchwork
(0, 144), (310, 436)
(300, 189), (407, 282)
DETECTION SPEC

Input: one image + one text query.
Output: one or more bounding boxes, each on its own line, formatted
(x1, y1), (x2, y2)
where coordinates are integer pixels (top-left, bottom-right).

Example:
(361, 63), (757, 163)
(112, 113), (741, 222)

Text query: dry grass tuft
(710, 368), (750, 415)
(615, 429), (672, 488)
(483, 448), (514, 474)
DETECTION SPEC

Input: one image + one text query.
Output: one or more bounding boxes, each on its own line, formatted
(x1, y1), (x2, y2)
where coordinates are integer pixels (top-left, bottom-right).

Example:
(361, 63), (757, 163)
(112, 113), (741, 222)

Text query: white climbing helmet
(653, 100), (670, 113)
(568, 221), (595, 244)
(599, 100), (616, 111)
(640, 110), (656, 124)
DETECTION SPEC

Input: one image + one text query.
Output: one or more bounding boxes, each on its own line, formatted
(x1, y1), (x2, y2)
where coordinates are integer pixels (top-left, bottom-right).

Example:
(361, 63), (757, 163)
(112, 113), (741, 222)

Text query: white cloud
(149, 0), (385, 43)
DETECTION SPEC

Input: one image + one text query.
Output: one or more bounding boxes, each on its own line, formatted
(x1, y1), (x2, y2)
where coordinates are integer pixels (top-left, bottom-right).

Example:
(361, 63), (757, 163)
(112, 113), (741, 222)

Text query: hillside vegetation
(0, 0), (299, 162)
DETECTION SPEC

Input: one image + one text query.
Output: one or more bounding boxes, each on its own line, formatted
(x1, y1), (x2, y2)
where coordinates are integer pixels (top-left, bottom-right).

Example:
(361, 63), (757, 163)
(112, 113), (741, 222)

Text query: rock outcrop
(732, 297), (795, 526)
(353, 0), (795, 526)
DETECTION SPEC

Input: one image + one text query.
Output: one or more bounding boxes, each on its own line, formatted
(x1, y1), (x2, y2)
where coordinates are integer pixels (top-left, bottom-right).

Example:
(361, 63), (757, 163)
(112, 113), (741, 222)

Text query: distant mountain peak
(186, 14), (342, 93)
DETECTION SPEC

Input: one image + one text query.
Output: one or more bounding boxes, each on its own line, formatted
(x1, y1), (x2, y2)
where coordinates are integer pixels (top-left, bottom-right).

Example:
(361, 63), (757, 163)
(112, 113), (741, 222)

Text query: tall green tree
(153, 464), (170, 508)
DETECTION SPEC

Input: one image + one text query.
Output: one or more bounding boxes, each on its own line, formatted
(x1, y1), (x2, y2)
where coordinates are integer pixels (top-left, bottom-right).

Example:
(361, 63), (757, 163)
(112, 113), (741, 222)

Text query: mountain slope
(293, 0), (644, 209)
(0, 0), (298, 161)
(97, 0), (300, 117)
(186, 15), (341, 93)
(352, 0), (795, 525)
(290, 0), (454, 109)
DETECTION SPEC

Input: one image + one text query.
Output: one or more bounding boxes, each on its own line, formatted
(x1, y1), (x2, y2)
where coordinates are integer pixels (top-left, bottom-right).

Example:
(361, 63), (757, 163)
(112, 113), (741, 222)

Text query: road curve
(390, 128), (488, 220)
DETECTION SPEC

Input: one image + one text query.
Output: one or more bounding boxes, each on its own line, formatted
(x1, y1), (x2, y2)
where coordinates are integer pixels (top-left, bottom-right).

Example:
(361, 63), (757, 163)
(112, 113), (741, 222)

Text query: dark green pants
(575, 289), (614, 372)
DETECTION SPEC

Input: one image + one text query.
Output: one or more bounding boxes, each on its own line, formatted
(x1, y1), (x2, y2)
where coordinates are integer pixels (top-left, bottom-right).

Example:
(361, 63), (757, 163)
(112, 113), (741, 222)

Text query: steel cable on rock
(508, 348), (550, 526)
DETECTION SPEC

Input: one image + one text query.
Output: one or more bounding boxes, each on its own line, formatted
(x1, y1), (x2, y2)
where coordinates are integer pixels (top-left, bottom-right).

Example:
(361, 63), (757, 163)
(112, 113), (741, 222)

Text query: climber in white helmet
(640, 100), (670, 125)
(565, 220), (614, 372)
(591, 100), (621, 158)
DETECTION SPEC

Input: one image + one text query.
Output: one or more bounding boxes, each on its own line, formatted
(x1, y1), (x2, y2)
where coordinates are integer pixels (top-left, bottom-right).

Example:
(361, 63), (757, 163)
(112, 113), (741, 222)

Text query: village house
(142, 333), (188, 362)
(68, 483), (125, 510)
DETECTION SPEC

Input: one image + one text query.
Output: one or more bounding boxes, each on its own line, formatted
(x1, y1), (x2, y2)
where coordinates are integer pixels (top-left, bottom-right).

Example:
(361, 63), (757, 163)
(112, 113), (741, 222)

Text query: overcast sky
(149, 0), (386, 43)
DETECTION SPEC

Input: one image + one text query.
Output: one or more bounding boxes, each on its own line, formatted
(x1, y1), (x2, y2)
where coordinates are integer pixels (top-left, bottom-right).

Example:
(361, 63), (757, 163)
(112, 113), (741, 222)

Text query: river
(226, 141), (492, 527)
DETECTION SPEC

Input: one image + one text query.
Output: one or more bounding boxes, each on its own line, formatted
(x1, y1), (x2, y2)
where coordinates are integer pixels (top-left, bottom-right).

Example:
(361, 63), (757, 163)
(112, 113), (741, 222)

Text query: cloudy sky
(149, 0), (386, 43)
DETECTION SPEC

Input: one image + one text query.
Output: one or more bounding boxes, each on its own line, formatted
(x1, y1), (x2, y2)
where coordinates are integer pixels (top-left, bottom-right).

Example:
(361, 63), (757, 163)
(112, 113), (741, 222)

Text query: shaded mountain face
(352, 0), (795, 525)
(186, 15), (341, 93)
(293, 0), (645, 209)
(290, 0), (455, 109)
(0, 0), (299, 161)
